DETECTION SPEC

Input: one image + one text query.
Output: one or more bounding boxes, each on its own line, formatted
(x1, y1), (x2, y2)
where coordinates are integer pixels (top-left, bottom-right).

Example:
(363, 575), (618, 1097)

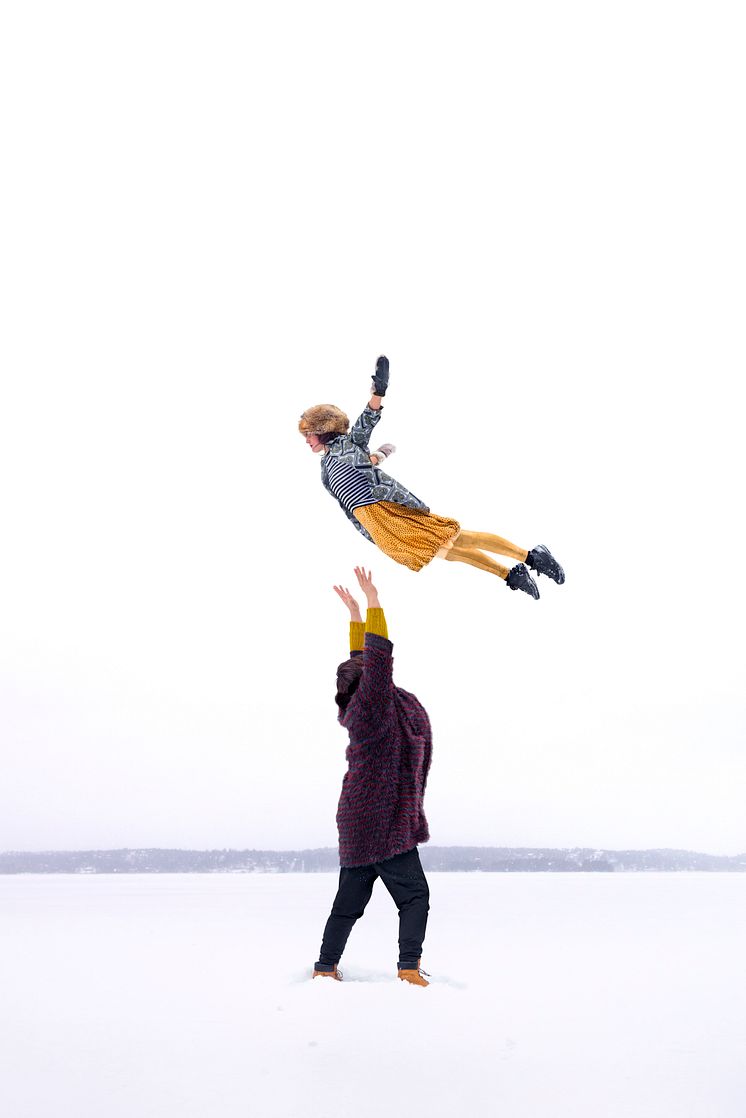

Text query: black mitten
(371, 354), (389, 396)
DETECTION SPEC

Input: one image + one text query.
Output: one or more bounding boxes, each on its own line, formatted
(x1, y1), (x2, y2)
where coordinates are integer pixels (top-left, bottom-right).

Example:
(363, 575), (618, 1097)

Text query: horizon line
(2, 843), (745, 858)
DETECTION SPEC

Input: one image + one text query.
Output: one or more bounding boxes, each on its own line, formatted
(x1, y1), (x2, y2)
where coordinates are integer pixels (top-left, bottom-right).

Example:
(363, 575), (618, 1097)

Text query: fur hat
(298, 404), (349, 437)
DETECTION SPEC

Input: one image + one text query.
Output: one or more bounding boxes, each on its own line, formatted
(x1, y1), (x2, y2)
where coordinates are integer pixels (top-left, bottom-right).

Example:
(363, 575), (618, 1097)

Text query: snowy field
(1, 873), (745, 1117)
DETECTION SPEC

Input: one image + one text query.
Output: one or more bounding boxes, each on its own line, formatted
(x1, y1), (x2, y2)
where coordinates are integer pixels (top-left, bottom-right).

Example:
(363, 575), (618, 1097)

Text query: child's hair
(335, 655), (364, 710)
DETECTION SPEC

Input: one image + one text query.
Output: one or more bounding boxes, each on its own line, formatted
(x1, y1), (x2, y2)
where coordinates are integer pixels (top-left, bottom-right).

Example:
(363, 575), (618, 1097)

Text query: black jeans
(315, 847), (430, 971)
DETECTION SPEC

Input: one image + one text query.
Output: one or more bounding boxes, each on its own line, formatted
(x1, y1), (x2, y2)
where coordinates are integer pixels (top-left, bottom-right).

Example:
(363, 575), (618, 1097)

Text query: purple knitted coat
(336, 632), (432, 868)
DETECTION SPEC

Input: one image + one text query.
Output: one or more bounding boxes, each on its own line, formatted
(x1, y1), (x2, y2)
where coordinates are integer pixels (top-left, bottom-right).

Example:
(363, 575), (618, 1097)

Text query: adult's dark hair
(335, 655), (364, 710)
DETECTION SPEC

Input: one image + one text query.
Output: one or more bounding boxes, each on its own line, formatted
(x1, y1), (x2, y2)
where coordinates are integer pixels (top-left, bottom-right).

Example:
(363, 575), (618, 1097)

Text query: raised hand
(353, 566), (380, 609)
(333, 584), (362, 622)
(371, 354), (389, 397)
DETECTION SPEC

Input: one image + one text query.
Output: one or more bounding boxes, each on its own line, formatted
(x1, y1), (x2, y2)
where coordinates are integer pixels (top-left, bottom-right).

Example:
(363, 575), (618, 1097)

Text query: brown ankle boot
(313, 965), (342, 981)
(398, 967), (429, 987)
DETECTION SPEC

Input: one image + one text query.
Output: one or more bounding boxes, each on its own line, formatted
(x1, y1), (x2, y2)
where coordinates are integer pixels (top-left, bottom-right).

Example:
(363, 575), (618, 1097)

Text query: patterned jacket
(336, 632), (432, 867)
(320, 405), (429, 542)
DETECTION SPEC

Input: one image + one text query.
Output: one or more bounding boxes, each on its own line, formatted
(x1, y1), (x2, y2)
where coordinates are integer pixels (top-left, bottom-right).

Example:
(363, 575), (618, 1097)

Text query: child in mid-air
(299, 356), (565, 599)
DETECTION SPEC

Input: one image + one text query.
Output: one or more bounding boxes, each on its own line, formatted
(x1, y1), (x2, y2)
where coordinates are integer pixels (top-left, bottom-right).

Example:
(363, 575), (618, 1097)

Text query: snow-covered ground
(1, 872), (744, 1117)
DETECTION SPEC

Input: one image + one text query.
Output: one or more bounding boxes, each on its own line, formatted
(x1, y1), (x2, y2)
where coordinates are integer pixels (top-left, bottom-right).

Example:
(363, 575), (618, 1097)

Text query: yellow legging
(444, 531), (528, 581)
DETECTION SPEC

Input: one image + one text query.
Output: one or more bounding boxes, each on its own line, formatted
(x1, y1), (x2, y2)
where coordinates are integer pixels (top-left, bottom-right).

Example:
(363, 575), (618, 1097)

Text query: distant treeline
(1, 847), (745, 874)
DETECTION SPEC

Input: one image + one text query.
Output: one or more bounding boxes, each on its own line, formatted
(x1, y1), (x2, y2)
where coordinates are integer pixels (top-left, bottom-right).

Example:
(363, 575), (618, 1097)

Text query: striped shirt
(323, 454), (379, 514)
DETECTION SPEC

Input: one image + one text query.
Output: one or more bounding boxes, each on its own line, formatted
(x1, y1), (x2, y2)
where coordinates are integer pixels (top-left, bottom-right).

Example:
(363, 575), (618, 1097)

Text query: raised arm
(343, 568), (393, 715)
(333, 583), (364, 654)
(354, 566), (387, 635)
(350, 355), (389, 446)
(368, 354), (389, 412)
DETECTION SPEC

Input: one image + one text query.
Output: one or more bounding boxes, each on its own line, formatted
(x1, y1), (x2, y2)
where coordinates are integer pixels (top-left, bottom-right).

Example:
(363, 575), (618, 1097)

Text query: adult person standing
(312, 567), (432, 987)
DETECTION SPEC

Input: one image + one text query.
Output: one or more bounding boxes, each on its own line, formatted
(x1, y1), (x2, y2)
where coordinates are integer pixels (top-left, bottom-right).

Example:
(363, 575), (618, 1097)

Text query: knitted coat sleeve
(352, 632), (394, 718)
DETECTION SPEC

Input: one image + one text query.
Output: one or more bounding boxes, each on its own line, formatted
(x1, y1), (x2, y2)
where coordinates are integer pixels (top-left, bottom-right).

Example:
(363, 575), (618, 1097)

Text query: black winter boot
(525, 545), (565, 585)
(506, 563), (540, 599)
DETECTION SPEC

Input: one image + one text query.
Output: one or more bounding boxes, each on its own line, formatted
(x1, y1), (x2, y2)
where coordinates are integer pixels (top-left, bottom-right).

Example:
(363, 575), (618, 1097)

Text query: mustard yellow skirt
(354, 501), (461, 572)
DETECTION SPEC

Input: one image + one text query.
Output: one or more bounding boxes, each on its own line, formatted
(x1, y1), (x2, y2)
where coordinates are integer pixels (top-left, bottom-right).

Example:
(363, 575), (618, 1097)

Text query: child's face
(305, 433), (324, 453)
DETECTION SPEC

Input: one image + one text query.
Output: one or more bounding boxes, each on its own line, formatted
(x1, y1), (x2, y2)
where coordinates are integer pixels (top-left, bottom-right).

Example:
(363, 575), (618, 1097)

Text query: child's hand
(370, 442), (396, 466)
(371, 354), (389, 397)
(354, 567), (381, 609)
(333, 584), (362, 622)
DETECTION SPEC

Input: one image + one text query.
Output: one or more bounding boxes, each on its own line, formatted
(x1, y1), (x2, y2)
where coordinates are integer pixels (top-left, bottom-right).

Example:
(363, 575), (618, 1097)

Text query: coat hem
(338, 838), (429, 869)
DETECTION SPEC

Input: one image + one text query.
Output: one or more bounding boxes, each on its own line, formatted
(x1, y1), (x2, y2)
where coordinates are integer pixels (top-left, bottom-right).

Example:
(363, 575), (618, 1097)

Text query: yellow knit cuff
(365, 607), (388, 639)
(349, 621), (365, 652)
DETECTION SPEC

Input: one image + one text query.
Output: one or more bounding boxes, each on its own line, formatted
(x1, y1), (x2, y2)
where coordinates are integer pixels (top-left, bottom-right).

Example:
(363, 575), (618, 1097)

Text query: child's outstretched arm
(369, 354), (388, 411)
(351, 355), (389, 448)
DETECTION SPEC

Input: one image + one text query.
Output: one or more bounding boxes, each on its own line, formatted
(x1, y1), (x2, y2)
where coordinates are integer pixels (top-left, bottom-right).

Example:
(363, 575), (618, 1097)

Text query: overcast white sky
(2, 1), (744, 855)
